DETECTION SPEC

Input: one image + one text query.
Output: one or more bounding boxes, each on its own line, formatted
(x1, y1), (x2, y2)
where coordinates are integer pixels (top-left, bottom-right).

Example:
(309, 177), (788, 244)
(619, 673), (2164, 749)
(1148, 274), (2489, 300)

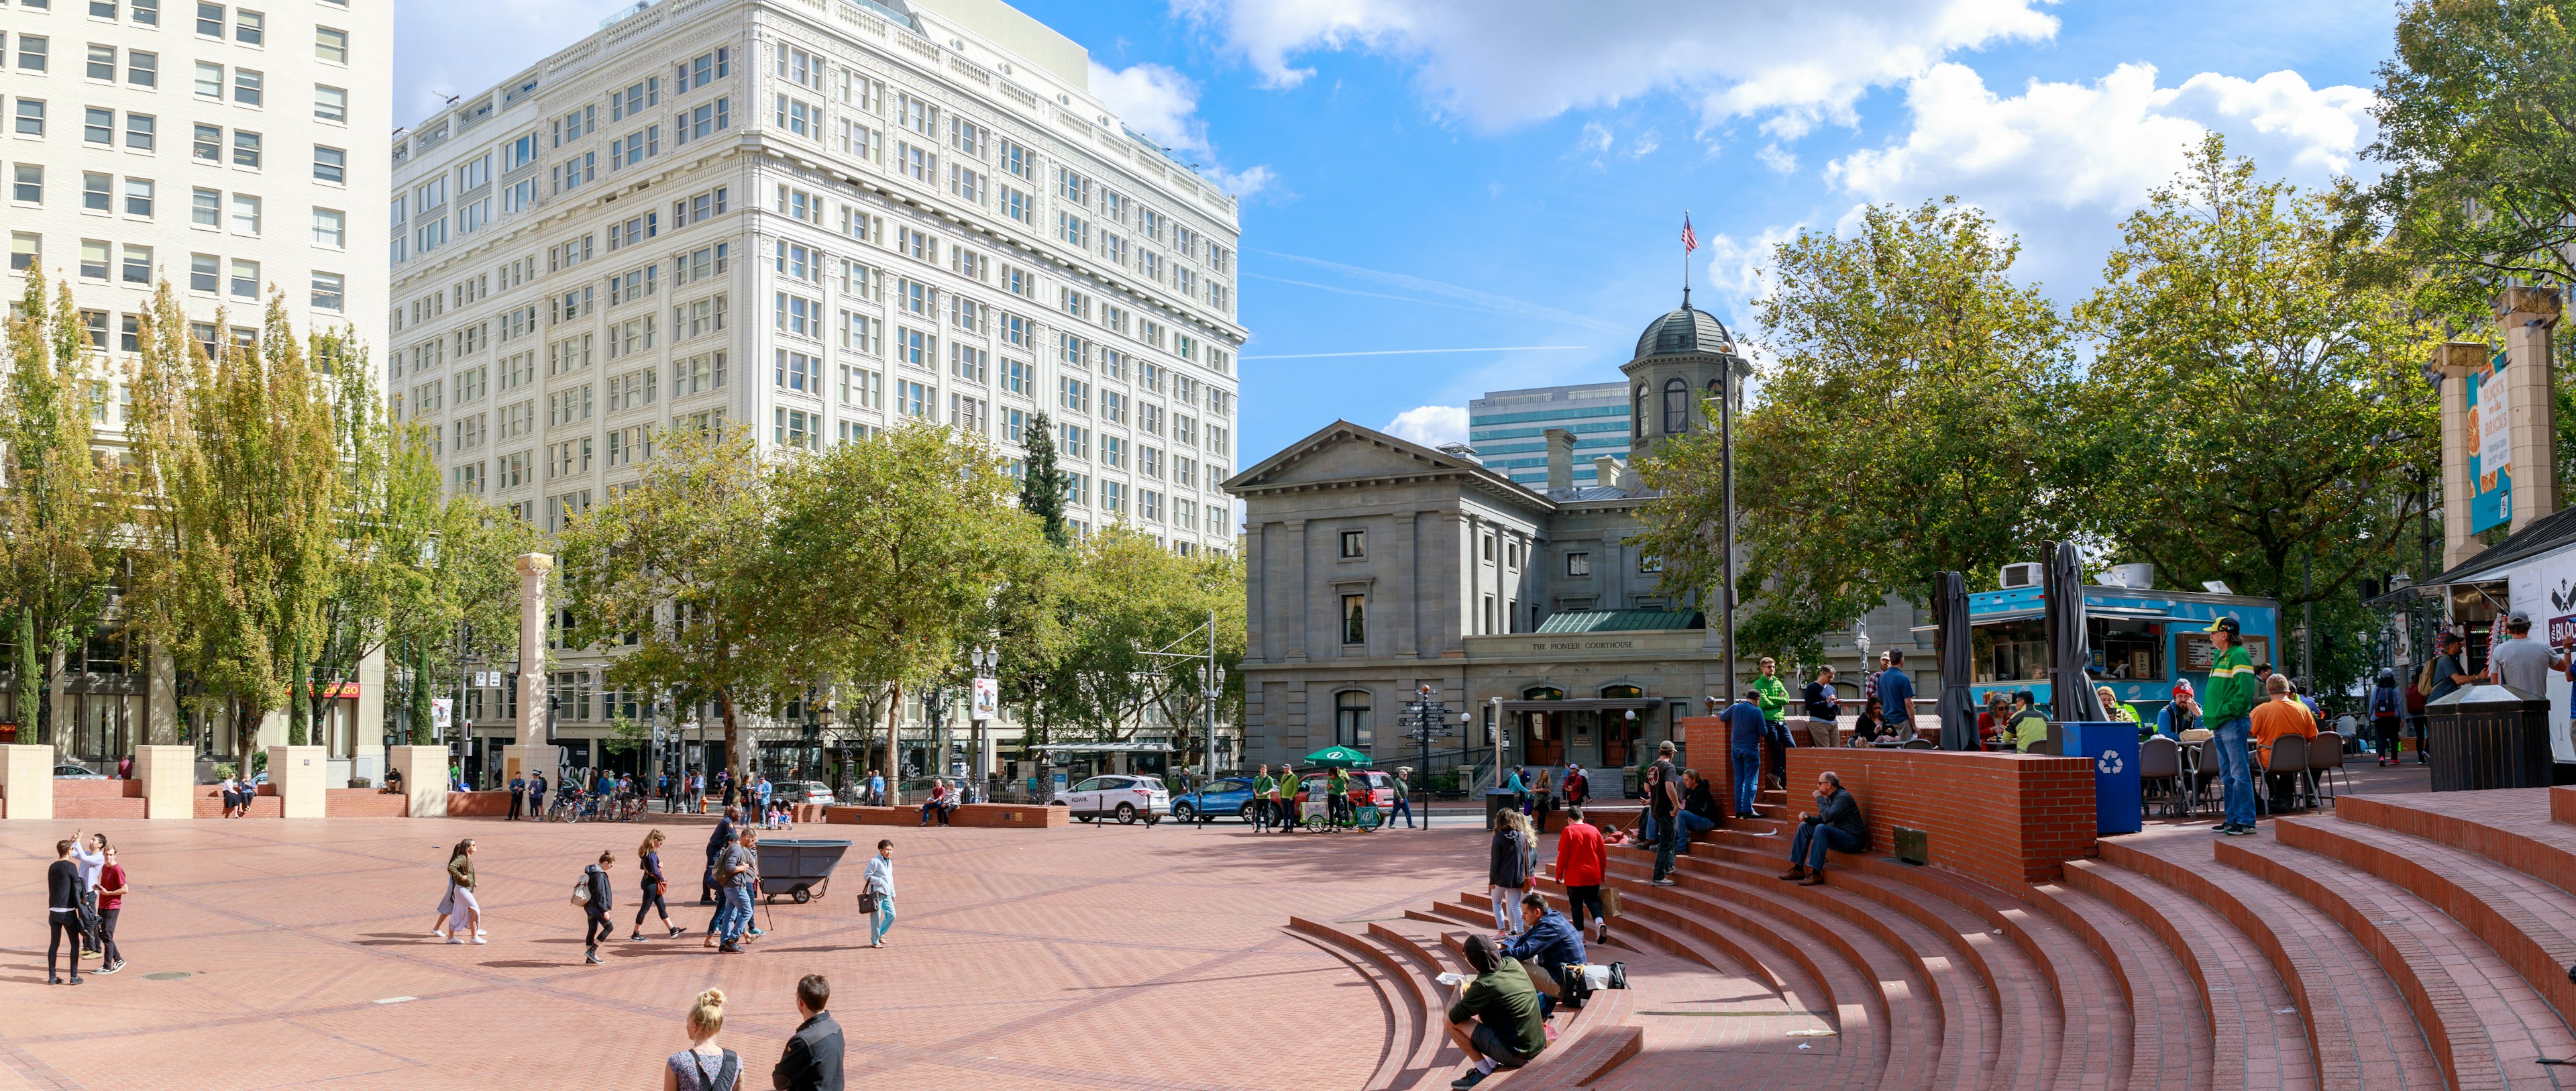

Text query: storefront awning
(1497, 698), (1667, 714)
(1913, 606), (2178, 633)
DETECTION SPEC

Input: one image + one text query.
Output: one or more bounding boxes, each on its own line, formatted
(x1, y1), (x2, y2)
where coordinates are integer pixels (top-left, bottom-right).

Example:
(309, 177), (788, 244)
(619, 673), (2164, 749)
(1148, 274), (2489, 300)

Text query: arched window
(1631, 385), (1646, 438)
(1707, 378), (1723, 414)
(1522, 686), (1565, 701)
(1600, 684), (1644, 699)
(1334, 690), (1372, 747)
(1662, 378), (1688, 434)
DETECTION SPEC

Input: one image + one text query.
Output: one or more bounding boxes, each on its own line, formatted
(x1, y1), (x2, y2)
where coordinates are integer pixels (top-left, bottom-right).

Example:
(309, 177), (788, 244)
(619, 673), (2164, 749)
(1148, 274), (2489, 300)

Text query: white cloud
(1755, 144), (1798, 174)
(1385, 405), (1470, 448)
(1090, 60), (1279, 197)
(1173, 0), (2057, 132)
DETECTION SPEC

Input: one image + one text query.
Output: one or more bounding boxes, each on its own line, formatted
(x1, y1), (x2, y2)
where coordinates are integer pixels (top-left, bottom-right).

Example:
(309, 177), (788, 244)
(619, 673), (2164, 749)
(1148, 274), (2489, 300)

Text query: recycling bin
(2059, 721), (2142, 835)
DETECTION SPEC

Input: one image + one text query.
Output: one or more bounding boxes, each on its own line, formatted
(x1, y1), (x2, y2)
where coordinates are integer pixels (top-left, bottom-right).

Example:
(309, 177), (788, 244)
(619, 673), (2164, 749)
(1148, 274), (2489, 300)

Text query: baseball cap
(2204, 615), (2241, 635)
(2440, 630), (2465, 645)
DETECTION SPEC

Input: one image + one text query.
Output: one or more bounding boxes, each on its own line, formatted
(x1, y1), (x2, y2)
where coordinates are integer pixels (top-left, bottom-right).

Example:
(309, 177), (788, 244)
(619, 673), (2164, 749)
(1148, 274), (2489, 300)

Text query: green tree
(768, 422), (1048, 798)
(1018, 410), (1071, 547)
(556, 424), (792, 783)
(393, 495), (539, 745)
(1632, 197), (2080, 661)
(0, 272), (126, 746)
(2070, 138), (2438, 694)
(125, 287), (343, 772)
(2356, 0), (2576, 315)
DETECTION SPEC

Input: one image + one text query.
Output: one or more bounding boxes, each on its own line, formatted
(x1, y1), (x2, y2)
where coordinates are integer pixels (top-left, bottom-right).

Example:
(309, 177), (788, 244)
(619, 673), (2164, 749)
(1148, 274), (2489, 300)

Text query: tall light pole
(969, 645), (998, 801)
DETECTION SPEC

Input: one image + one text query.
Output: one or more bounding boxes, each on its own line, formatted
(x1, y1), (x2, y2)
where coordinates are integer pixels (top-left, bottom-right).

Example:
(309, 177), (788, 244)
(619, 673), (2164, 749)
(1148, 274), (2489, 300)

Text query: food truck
(2410, 507), (2576, 766)
(1957, 581), (2284, 721)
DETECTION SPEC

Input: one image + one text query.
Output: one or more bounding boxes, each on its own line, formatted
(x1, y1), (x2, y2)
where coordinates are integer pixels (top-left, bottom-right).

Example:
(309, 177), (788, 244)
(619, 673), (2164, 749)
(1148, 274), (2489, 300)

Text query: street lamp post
(969, 646), (998, 802)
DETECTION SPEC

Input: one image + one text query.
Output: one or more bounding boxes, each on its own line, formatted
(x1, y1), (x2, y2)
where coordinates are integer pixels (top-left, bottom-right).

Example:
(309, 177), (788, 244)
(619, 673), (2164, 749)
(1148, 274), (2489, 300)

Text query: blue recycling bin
(2060, 721), (2142, 835)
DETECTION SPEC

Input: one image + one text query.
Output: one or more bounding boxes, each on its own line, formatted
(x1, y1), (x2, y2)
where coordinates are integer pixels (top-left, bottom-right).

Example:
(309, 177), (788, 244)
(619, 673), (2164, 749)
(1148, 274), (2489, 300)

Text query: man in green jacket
(1751, 657), (1791, 790)
(2009, 690), (2051, 752)
(2200, 616), (2261, 835)
(1250, 766), (1276, 831)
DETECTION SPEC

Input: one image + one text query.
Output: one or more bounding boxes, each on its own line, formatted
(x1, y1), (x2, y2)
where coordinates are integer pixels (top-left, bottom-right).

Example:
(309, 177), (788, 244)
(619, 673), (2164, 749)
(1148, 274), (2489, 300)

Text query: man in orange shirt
(2249, 675), (2318, 815)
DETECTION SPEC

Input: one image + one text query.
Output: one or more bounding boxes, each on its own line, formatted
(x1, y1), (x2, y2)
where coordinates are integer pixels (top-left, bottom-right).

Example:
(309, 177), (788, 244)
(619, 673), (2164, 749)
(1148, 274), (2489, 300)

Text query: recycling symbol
(2098, 750), (2125, 775)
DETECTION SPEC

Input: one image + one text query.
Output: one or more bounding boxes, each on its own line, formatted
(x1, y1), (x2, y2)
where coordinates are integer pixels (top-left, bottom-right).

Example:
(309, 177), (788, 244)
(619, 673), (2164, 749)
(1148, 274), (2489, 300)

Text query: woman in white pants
(439, 840), (484, 943)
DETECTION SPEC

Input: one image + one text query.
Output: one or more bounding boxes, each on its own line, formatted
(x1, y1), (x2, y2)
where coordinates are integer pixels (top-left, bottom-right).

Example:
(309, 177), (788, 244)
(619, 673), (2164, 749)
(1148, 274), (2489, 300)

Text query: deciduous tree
(0, 272), (125, 746)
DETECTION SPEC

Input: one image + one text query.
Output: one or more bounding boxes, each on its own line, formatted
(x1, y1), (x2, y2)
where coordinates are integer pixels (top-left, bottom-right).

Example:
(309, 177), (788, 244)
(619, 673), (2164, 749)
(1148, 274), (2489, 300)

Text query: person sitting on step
(1441, 933), (1548, 1090)
(1500, 890), (1585, 1019)
(1778, 771), (1865, 887)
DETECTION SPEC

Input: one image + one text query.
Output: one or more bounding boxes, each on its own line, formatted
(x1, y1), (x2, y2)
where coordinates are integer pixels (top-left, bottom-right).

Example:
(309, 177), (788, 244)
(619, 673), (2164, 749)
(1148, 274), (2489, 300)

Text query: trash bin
(2059, 721), (2142, 835)
(2426, 682), (2554, 791)
(1484, 788), (1517, 830)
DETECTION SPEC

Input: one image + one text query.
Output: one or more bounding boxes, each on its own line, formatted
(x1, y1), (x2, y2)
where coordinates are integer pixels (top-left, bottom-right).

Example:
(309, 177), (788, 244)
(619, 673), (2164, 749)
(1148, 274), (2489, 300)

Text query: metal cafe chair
(2139, 735), (2184, 820)
(2308, 732), (2350, 804)
(2262, 734), (2312, 815)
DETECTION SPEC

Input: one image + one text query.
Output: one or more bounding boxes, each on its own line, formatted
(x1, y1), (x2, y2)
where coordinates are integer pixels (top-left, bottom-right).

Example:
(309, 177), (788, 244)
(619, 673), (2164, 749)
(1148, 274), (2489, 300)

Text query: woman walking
(580, 850), (615, 965)
(443, 839), (484, 943)
(93, 844), (127, 974)
(661, 988), (742, 1091)
(633, 830), (684, 941)
(1487, 810), (1532, 935)
(2369, 668), (2406, 767)
(862, 839), (896, 948)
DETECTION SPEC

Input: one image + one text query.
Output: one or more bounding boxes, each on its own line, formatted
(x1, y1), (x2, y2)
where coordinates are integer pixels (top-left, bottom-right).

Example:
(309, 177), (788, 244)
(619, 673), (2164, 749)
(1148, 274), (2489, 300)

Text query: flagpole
(1682, 211), (1692, 303)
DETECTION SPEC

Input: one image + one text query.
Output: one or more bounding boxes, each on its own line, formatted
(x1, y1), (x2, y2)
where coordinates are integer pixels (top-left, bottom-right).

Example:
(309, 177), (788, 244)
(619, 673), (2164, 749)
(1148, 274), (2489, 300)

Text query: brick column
(389, 744), (449, 817)
(0, 744), (54, 819)
(2501, 286), (2563, 531)
(266, 745), (327, 819)
(134, 744), (195, 819)
(2434, 341), (2486, 569)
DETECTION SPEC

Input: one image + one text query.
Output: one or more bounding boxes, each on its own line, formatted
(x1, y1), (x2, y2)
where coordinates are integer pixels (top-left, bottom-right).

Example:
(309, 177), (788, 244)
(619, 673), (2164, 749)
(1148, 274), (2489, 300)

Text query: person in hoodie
(1486, 809), (1532, 935)
(580, 850), (616, 966)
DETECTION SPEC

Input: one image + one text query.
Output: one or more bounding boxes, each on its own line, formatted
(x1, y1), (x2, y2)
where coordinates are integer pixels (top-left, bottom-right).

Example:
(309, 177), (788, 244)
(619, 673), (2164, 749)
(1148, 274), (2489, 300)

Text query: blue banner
(2471, 357), (2512, 534)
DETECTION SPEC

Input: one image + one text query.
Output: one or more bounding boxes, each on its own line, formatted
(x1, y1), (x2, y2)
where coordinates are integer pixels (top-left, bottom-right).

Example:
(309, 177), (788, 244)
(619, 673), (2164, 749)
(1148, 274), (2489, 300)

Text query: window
(124, 113), (154, 151)
(773, 293), (821, 338)
(311, 271), (342, 311)
(773, 407), (817, 449)
(82, 172), (111, 211)
(126, 50), (156, 87)
(188, 252), (217, 291)
(85, 107), (113, 146)
(1340, 597), (1366, 647)
(230, 193), (259, 232)
(8, 233), (36, 272)
(119, 244), (149, 283)
(232, 8), (260, 44)
(1662, 377), (1688, 434)
(838, 364), (883, 409)
(838, 119), (882, 163)
(1340, 529), (1364, 558)
(195, 60), (225, 100)
(837, 310), (881, 354)
(679, 97), (729, 142)
(897, 142), (934, 183)
(948, 393), (985, 434)
(227, 257), (258, 298)
(314, 85), (346, 123)
(312, 145), (345, 184)
(123, 177), (152, 217)
(503, 130), (539, 172)
(1000, 186), (1032, 224)
(193, 124), (221, 162)
(676, 47), (731, 93)
(773, 94), (818, 139)
(196, 3), (224, 37)
(232, 129), (262, 168)
(233, 68), (262, 107)
(610, 125), (658, 168)
(1566, 552), (1591, 578)
(13, 100), (46, 138)
(15, 36), (47, 73)
(895, 379), (931, 419)
(314, 26), (346, 64)
(773, 348), (816, 393)
(87, 44), (116, 82)
(775, 184), (820, 223)
(1059, 422), (1087, 459)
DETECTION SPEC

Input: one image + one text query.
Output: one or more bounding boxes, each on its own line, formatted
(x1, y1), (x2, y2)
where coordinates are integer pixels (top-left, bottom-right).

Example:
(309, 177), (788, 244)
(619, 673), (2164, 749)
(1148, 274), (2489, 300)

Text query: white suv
(1057, 774), (1169, 825)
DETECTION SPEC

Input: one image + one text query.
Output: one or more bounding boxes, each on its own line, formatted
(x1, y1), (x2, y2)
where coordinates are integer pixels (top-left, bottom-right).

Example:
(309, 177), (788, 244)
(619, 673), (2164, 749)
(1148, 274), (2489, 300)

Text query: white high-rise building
(0, 0), (392, 775)
(390, 0), (1246, 782)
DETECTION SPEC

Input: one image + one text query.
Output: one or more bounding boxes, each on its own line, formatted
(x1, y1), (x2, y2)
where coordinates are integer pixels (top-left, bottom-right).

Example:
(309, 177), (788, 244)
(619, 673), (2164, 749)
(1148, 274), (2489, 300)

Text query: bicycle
(547, 788), (591, 823)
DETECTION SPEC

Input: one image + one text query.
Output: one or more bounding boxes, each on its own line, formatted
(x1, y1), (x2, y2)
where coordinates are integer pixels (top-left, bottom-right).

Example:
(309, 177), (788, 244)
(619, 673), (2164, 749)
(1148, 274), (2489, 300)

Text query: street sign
(971, 676), (998, 721)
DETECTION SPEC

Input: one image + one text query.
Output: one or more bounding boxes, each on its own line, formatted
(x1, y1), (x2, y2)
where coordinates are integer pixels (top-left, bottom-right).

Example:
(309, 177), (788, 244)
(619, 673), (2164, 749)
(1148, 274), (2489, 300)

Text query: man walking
(1721, 693), (1767, 820)
(1878, 650), (1917, 741)
(1391, 767), (1415, 829)
(2202, 616), (2262, 836)
(773, 974), (846, 1091)
(703, 807), (737, 906)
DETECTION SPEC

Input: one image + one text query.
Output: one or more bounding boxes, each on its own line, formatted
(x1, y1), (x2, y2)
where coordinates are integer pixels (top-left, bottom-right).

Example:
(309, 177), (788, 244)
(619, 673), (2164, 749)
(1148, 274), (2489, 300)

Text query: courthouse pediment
(1224, 421), (1548, 511)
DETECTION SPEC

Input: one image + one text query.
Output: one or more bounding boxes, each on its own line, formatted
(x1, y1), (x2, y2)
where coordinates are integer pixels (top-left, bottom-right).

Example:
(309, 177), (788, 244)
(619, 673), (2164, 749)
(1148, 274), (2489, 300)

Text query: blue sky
(400, 0), (2402, 467)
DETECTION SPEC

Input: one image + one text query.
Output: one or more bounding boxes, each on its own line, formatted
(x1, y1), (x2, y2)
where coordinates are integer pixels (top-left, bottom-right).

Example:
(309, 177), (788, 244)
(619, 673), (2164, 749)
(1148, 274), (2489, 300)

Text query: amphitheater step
(2216, 831), (2576, 1090)
(2063, 856), (2312, 1091)
(2334, 790), (2576, 906)
(2026, 877), (2213, 1091)
(1531, 873), (1799, 1002)
(1287, 917), (1440, 1091)
(2100, 834), (2444, 1090)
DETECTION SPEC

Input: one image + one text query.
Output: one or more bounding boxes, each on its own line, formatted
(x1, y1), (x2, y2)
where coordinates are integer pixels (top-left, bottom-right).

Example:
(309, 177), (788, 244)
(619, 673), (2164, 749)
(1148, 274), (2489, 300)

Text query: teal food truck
(1960, 582), (2284, 720)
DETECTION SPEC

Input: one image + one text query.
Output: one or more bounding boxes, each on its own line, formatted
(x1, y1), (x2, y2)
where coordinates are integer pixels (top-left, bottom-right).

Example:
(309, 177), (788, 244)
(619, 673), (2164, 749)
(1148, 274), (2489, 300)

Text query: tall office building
(388, 0), (1246, 781)
(1468, 381), (1629, 488)
(1, 0), (392, 775)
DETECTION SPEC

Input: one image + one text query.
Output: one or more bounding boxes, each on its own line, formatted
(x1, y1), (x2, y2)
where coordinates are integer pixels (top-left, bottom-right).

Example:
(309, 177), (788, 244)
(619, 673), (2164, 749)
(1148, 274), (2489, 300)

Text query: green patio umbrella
(1303, 745), (1374, 768)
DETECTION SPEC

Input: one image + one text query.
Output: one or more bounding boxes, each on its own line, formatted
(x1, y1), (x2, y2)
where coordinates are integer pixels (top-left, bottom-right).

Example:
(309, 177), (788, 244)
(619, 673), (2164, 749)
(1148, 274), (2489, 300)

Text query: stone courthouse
(1226, 300), (1811, 786)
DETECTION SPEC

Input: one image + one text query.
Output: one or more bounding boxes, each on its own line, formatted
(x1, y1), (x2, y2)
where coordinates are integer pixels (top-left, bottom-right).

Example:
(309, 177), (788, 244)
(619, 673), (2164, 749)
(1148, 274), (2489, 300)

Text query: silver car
(783, 780), (835, 805)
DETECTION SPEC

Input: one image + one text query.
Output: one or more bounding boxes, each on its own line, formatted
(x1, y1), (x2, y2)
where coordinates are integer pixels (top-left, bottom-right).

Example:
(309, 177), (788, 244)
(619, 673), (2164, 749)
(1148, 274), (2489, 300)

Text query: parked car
(1052, 774), (1169, 824)
(52, 764), (107, 779)
(1295, 770), (1397, 809)
(782, 780), (835, 806)
(1172, 777), (1258, 823)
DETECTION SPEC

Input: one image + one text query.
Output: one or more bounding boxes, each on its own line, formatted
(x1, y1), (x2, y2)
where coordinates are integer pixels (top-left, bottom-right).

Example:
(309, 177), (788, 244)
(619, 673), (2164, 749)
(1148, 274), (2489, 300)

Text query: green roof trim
(1535, 609), (1705, 633)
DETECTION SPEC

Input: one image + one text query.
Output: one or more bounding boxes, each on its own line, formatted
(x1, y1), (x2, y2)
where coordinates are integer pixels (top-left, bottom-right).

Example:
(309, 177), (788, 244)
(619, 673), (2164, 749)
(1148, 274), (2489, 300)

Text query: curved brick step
(1605, 854), (1946, 1091)
(2278, 813), (2576, 1031)
(1486, 990), (1643, 1091)
(2063, 858), (2315, 1091)
(1534, 868), (1801, 1001)
(1289, 917), (1438, 1091)
(2027, 877), (2214, 1091)
(2216, 833), (2576, 1091)
(2336, 792), (2576, 904)
(1367, 922), (1475, 1082)
(2100, 837), (2443, 1090)
(1689, 836), (2110, 1090)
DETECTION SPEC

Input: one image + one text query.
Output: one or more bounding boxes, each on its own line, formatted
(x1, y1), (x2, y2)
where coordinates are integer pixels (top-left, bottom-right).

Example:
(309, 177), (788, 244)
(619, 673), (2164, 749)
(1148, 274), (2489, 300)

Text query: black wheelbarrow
(753, 838), (853, 904)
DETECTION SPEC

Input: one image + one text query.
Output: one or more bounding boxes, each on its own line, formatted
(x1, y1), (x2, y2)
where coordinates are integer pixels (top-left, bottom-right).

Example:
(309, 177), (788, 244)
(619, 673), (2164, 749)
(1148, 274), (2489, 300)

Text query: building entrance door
(1521, 712), (1565, 769)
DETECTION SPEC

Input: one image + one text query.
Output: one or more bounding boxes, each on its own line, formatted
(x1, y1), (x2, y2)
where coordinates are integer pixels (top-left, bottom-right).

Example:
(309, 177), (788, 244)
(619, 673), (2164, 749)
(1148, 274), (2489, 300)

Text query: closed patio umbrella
(2045, 540), (2107, 723)
(1933, 570), (1979, 749)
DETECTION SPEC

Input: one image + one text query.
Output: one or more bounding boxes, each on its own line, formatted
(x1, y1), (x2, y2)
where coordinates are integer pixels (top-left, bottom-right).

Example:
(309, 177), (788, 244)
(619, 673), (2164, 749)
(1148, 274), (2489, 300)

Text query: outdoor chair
(1900, 738), (1937, 750)
(2139, 735), (2183, 820)
(2261, 734), (2312, 814)
(2178, 738), (2216, 815)
(2308, 732), (2349, 803)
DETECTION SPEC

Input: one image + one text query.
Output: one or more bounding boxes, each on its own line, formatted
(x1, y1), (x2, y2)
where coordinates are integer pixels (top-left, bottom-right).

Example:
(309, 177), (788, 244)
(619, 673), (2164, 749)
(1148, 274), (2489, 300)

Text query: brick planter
(325, 788), (409, 818)
(447, 790), (514, 817)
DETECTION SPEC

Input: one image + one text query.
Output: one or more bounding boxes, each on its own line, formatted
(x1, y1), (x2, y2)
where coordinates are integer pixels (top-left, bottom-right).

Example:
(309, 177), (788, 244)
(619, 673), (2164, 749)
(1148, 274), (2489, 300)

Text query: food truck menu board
(2179, 633), (2273, 672)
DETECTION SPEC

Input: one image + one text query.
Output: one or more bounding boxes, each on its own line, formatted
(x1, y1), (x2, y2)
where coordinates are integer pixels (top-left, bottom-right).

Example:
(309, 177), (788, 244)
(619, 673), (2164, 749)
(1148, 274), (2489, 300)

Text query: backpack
(570, 872), (592, 907)
(2414, 660), (2438, 698)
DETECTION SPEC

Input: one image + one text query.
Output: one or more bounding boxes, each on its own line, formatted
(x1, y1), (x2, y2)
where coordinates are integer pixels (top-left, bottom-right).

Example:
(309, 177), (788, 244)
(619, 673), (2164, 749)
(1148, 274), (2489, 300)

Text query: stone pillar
(2435, 341), (2487, 570)
(2502, 286), (2563, 532)
(146, 648), (180, 746)
(265, 744), (327, 818)
(388, 744), (449, 817)
(502, 744), (563, 789)
(517, 553), (553, 750)
(1283, 521), (1309, 662)
(354, 645), (388, 784)
(0, 745), (53, 819)
(134, 744), (195, 819)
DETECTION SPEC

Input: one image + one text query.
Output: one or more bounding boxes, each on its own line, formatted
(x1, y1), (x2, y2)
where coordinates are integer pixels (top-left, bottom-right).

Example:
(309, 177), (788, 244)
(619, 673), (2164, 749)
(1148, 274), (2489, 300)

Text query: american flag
(1681, 213), (1699, 254)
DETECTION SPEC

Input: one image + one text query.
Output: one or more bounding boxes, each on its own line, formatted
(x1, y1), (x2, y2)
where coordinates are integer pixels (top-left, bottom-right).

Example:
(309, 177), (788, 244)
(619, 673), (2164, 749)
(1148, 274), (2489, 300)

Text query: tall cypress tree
(1018, 411), (1071, 547)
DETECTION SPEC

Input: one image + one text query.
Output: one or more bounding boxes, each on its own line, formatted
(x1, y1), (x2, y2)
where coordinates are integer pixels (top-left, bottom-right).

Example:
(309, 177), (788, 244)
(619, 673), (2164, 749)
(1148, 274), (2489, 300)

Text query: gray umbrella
(2045, 540), (2108, 722)
(1932, 570), (1978, 749)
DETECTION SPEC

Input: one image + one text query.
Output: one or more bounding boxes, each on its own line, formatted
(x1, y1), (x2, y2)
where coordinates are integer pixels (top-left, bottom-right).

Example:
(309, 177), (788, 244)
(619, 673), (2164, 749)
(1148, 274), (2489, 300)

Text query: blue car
(1171, 777), (1259, 823)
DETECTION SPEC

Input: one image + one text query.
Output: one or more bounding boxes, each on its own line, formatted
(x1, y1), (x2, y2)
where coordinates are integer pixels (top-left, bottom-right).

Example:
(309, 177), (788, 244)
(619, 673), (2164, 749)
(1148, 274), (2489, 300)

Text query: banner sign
(971, 677), (998, 721)
(2469, 351), (2513, 533)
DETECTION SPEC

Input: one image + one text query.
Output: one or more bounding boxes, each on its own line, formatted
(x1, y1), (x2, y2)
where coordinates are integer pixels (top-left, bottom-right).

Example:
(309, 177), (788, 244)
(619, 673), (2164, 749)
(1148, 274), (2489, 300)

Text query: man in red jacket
(1554, 808), (1611, 946)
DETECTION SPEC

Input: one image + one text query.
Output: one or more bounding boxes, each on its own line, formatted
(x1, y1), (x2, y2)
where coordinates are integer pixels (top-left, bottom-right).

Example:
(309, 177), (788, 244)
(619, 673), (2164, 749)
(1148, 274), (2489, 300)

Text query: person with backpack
(663, 988), (741, 1091)
(529, 772), (547, 819)
(2369, 669), (2406, 766)
(578, 851), (615, 965)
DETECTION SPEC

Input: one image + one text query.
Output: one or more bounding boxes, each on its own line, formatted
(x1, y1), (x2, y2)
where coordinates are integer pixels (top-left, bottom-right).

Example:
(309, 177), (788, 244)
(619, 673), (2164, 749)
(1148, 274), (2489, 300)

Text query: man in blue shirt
(1501, 891), (1587, 1017)
(1720, 693), (1768, 819)
(1877, 650), (1917, 741)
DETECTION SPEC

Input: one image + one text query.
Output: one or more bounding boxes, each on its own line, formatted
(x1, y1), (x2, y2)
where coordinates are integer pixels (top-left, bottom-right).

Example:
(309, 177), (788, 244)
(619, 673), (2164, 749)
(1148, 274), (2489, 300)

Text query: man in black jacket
(581, 851), (616, 965)
(1778, 771), (1865, 886)
(704, 808), (737, 905)
(773, 974), (846, 1091)
(47, 839), (84, 986)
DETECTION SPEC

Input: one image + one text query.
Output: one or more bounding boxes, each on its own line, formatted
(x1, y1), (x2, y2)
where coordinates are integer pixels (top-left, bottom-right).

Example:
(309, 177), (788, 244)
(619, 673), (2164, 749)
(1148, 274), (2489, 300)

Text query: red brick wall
(325, 789), (409, 817)
(447, 790), (513, 817)
(58, 798), (148, 819)
(1682, 716), (2099, 886)
(56, 779), (144, 798)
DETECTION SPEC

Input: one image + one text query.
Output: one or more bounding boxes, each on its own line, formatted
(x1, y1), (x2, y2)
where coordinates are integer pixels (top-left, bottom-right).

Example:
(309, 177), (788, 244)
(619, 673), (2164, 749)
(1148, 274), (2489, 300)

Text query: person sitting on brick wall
(1778, 771), (1865, 887)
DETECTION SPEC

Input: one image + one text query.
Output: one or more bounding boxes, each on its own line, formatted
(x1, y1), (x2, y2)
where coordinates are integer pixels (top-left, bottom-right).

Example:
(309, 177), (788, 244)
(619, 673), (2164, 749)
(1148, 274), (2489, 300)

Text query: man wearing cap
(2201, 616), (2263, 835)
(2488, 612), (2562, 697)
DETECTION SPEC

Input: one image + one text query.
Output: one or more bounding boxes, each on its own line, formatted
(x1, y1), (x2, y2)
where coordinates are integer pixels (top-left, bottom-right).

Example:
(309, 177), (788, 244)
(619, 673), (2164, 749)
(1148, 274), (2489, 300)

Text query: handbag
(858, 878), (882, 915)
(1599, 884), (1621, 919)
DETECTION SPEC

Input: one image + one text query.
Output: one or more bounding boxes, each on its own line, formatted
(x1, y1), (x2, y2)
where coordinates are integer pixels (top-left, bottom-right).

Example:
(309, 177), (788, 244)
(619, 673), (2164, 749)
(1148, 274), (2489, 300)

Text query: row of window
(3, 99), (347, 184)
